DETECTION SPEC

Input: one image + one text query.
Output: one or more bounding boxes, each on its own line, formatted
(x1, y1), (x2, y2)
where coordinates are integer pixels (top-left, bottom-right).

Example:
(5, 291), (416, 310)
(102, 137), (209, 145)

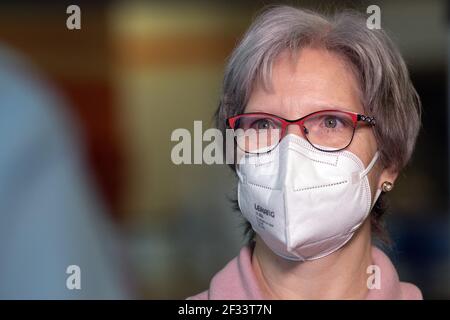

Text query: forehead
(246, 47), (364, 116)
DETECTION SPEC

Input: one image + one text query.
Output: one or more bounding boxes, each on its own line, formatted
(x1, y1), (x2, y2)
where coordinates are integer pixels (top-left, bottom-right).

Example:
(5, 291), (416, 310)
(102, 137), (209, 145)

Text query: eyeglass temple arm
(357, 114), (376, 126)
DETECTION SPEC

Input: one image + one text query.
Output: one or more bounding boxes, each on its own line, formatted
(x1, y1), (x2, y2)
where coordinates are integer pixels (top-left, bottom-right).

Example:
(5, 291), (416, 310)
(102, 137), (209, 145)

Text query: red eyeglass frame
(226, 109), (376, 152)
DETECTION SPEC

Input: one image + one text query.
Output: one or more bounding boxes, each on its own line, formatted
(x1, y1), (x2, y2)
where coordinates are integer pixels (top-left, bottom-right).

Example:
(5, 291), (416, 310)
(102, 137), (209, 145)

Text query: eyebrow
(311, 103), (357, 113)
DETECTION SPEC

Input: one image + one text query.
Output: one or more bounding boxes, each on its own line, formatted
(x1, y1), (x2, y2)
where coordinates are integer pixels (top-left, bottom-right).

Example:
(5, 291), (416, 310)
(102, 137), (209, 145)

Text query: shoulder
(400, 282), (423, 300)
(185, 245), (262, 300)
(186, 290), (209, 300)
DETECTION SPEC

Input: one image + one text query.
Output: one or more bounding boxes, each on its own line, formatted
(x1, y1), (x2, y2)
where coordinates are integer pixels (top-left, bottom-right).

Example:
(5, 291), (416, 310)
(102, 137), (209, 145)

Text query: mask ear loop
(359, 151), (379, 179)
(359, 151), (381, 210)
(371, 188), (383, 210)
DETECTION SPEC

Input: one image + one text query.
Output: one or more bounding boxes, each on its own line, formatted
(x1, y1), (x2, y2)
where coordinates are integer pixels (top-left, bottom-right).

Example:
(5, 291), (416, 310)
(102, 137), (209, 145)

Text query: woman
(189, 5), (422, 300)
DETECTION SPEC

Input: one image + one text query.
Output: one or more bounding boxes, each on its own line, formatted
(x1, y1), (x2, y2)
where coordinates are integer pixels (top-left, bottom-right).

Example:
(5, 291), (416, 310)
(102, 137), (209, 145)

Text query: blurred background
(0, 0), (447, 299)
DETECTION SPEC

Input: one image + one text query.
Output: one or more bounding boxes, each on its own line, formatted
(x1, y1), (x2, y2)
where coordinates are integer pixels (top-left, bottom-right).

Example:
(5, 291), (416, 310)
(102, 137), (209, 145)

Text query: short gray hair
(215, 5), (422, 242)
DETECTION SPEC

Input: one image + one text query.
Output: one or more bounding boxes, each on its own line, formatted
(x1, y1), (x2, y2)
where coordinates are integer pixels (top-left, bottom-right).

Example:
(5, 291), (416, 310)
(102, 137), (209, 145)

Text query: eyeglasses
(226, 109), (376, 154)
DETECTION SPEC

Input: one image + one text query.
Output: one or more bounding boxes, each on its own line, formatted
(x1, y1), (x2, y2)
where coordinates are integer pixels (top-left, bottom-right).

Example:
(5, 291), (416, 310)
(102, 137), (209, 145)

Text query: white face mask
(236, 134), (381, 261)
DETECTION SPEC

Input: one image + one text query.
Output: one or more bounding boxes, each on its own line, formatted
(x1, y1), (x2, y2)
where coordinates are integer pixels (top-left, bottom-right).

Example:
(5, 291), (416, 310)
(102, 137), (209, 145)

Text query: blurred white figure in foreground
(0, 45), (132, 299)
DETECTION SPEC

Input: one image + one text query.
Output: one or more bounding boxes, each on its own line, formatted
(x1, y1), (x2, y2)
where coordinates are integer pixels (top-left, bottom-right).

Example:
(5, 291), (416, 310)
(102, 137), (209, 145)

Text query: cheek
(347, 128), (378, 167)
(346, 129), (380, 198)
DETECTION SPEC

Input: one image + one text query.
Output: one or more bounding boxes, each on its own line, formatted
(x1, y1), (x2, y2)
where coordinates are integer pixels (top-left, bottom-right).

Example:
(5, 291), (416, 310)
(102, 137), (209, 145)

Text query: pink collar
(188, 245), (422, 300)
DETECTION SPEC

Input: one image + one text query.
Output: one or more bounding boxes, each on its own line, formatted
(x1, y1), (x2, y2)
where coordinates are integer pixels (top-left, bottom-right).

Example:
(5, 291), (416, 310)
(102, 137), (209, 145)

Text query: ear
(377, 166), (399, 190)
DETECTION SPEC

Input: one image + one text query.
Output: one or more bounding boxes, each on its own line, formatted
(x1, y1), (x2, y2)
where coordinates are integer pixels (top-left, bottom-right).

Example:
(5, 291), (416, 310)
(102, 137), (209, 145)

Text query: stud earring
(381, 181), (393, 192)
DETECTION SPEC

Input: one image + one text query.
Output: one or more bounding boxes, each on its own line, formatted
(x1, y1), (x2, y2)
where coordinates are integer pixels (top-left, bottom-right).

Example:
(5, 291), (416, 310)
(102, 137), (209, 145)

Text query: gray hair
(215, 5), (421, 242)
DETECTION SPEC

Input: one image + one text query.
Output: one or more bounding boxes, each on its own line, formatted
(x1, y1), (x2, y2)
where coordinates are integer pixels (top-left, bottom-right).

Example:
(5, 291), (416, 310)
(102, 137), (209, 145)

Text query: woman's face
(244, 47), (397, 202)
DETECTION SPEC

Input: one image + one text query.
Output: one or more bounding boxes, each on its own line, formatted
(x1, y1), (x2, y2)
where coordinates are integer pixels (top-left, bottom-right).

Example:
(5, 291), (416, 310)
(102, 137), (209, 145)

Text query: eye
(321, 115), (351, 129)
(251, 118), (277, 130)
(324, 116), (338, 129)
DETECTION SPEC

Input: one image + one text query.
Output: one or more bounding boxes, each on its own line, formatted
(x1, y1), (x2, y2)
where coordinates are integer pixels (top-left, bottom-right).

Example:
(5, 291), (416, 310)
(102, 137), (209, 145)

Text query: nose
(285, 124), (305, 138)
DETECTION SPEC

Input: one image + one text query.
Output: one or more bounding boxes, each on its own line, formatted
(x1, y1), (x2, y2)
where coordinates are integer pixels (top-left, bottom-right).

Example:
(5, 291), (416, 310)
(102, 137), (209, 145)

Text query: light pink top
(188, 245), (422, 300)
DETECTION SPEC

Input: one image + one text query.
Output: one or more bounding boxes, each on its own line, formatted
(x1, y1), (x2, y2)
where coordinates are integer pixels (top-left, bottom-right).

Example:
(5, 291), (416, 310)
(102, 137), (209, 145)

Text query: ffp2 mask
(236, 134), (381, 261)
